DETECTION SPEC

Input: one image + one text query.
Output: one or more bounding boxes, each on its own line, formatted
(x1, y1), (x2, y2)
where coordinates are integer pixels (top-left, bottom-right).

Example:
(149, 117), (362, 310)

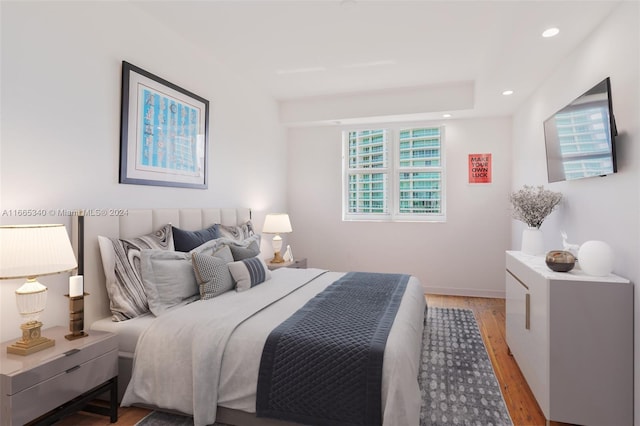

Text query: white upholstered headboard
(71, 208), (252, 327)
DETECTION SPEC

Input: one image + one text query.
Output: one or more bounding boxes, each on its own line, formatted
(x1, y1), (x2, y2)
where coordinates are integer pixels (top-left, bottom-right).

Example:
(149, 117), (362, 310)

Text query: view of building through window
(344, 126), (445, 222)
(555, 105), (614, 180)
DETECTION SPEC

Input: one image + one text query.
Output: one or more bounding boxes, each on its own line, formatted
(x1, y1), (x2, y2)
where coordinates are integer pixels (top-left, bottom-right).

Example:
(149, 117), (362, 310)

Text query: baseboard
(423, 286), (505, 299)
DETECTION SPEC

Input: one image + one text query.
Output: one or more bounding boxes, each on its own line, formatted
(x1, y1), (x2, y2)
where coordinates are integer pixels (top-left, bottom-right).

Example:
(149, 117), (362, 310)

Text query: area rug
(135, 307), (512, 426)
(420, 307), (512, 426)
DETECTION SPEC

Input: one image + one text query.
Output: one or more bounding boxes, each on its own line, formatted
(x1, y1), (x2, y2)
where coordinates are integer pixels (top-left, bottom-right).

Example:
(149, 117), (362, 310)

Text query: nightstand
(267, 257), (307, 271)
(0, 327), (118, 426)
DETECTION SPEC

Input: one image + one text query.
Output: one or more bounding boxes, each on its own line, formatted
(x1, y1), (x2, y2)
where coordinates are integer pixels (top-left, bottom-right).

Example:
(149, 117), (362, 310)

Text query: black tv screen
(543, 77), (617, 183)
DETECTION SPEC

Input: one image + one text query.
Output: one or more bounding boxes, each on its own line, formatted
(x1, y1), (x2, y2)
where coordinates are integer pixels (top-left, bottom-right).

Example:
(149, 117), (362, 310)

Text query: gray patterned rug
(421, 307), (512, 426)
(135, 307), (512, 426)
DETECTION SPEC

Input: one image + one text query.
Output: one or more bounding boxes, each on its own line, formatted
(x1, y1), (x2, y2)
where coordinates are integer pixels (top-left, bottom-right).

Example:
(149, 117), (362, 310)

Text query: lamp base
(271, 251), (285, 263)
(7, 321), (55, 356)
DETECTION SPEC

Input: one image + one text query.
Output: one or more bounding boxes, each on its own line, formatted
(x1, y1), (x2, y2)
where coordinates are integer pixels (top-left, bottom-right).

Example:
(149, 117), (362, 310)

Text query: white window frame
(342, 124), (446, 223)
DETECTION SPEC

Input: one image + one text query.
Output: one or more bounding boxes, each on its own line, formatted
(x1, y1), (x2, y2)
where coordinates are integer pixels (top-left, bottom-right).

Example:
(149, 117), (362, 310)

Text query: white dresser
(505, 251), (633, 426)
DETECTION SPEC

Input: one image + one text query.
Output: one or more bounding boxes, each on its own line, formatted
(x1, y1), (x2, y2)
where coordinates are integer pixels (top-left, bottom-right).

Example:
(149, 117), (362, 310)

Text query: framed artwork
(468, 153), (492, 184)
(120, 61), (209, 189)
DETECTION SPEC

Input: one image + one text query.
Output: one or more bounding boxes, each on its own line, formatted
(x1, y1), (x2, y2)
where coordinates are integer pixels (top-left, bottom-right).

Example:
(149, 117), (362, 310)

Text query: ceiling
(133, 0), (620, 119)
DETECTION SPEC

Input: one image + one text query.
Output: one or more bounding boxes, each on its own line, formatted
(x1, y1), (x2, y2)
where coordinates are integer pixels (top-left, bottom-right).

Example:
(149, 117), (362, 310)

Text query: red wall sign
(468, 153), (492, 184)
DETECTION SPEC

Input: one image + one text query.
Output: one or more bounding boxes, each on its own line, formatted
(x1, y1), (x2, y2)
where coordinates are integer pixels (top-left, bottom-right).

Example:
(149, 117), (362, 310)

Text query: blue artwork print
(140, 89), (200, 175)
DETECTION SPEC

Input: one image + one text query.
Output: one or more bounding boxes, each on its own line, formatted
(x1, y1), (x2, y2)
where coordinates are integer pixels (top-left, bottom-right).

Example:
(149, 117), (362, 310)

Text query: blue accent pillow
(172, 225), (220, 252)
(229, 257), (271, 292)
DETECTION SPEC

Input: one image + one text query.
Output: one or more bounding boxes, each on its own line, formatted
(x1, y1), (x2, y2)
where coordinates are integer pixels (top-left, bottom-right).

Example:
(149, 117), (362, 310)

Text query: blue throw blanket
(256, 272), (409, 426)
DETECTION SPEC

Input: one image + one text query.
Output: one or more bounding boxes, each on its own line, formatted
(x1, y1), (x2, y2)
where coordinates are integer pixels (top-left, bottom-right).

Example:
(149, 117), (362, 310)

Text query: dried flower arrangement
(509, 185), (562, 229)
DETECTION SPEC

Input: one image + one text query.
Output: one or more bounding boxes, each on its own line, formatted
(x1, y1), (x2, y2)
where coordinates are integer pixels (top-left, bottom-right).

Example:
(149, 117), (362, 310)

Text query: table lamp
(262, 213), (292, 263)
(0, 224), (77, 355)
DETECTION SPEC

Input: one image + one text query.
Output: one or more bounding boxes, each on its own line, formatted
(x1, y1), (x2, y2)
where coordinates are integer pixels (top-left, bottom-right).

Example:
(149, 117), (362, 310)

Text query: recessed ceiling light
(442, 113), (452, 118)
(542, 27), (560, 38)
(502, 90), (514, 96)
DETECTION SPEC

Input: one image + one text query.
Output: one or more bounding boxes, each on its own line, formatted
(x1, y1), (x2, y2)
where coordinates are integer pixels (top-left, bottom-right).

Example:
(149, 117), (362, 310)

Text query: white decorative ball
(578, 240), (614, 276)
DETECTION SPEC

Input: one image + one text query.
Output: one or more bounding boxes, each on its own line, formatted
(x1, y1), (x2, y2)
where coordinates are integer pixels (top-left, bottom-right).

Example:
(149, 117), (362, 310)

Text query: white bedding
(92, 313), (155, 355)
(121, 267), (426, 426)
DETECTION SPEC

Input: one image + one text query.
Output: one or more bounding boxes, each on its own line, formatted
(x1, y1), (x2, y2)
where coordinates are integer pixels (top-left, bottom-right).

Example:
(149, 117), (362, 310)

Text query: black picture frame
(119, 61), (209, 189)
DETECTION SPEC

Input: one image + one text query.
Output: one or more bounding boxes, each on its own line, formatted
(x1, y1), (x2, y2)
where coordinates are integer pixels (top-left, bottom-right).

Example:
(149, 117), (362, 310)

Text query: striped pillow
(229, 257), (271, 292)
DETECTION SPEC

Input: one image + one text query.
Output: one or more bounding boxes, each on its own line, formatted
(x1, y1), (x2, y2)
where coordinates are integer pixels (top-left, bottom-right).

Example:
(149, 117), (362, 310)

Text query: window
(343, 125), (445, 222)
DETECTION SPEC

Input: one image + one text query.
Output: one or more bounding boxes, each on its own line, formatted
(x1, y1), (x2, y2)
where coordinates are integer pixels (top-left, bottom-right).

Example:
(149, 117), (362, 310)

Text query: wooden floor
(425, 295), (569, 426)
(55, 295), (566, 426)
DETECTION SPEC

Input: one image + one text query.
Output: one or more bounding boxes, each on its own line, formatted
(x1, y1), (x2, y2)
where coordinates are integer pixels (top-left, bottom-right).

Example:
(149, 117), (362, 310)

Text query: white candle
(69, 275), (83, 297)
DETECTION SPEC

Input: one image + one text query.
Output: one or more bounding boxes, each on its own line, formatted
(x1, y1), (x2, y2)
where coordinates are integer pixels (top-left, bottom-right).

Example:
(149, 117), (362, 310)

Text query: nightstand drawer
(7, 348), (117, 426)
(3, 331), (118, 395)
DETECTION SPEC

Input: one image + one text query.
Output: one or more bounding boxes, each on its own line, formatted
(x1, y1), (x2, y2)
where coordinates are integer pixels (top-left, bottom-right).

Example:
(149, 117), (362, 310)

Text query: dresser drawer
(6, 348), (117, 426)
(2, 331), (117, 395)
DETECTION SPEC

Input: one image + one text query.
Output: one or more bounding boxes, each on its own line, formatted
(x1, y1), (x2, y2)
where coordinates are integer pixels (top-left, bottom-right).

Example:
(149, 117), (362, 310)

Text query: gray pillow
(192, 252), (234, 299)
(190, 234), (261, 258)
(229, 240), (260, 260)
(212, 245), (234, 263)
(140, 250), (199, 316)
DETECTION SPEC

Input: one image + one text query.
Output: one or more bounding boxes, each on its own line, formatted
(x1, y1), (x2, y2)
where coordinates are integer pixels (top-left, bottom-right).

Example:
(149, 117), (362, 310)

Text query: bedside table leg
(109, 376), (118, 423)
(26, 376), (119, 425)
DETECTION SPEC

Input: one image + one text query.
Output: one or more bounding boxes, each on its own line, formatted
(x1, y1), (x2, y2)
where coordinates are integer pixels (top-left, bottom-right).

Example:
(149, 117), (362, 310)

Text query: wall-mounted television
(543, 77), (617, 183)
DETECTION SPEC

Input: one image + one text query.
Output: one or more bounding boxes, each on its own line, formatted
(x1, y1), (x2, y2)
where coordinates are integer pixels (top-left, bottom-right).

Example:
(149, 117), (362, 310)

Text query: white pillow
(229, 257), (271, 292)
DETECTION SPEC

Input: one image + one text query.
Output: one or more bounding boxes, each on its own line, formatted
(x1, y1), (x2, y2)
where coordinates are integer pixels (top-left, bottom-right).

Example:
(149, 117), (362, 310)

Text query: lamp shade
(262, 214), (292, 234)
(0, 224), (77, 279)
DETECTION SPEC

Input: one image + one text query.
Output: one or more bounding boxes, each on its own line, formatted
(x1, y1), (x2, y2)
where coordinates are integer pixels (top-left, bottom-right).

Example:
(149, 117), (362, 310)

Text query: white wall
(0, 2), (287, 341)
(510, 2), (640, 422)
(287, 117), (512, 297)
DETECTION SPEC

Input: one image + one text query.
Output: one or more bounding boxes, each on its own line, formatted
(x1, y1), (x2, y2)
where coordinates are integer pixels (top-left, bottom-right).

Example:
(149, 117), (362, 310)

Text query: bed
(74, 208), (426, 426)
